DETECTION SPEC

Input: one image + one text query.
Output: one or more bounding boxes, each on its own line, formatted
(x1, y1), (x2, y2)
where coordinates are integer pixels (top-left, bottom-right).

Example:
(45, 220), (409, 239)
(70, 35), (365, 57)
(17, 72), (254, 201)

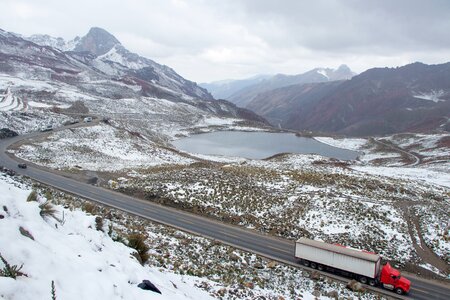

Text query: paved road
(1, 131), (449, 300)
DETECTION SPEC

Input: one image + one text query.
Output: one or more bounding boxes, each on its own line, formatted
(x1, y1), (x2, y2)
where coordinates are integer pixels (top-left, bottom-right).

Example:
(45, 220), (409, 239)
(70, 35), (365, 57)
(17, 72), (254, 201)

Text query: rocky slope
(246, 62), (450, 136)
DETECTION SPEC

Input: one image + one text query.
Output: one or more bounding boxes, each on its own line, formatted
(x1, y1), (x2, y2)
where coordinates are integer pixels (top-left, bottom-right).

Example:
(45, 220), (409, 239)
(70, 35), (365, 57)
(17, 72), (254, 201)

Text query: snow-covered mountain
(24, 34), (79, 52)
(21, 27), (212, 100)
(213, 65), (355, 107)
(0, 27), (267, 136)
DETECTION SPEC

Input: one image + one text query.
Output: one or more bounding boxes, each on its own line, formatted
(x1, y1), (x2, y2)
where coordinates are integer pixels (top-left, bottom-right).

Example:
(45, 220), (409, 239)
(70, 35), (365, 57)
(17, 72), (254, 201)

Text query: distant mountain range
(200, 65), (355, 107)
(200, 74), (272, 100)
(245, 62), (450, 136)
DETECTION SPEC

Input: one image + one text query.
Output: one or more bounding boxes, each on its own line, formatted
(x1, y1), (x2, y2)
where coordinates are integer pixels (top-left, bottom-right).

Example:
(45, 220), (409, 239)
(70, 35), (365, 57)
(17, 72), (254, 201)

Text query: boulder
(19, 226), (34, 240)
(137, 280), (161, 294)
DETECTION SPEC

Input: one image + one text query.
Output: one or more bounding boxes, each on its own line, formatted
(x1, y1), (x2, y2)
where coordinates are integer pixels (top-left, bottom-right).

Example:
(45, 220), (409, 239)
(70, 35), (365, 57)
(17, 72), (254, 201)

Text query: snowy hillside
(0, 174), (378, 300)
(0, 176), (214, 300)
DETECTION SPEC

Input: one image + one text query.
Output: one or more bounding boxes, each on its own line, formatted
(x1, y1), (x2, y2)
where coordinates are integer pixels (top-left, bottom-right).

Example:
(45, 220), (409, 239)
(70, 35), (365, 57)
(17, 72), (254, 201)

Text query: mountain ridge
(245, 62), (450, 136)
(204, 65), (355, 107)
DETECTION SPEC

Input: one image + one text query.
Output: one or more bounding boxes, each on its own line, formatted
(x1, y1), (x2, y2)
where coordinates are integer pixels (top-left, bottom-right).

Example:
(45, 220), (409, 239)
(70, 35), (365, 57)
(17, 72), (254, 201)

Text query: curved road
(1, 129), (449, 300)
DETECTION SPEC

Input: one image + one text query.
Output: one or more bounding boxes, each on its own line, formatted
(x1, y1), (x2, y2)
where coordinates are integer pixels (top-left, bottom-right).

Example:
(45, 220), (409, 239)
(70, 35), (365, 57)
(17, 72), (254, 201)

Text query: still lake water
(172, 131), (359, 160)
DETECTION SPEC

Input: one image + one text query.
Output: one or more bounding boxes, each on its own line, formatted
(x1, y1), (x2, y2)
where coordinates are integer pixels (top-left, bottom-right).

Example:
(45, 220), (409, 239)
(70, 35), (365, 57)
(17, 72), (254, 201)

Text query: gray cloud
(0, 0), (449, 82)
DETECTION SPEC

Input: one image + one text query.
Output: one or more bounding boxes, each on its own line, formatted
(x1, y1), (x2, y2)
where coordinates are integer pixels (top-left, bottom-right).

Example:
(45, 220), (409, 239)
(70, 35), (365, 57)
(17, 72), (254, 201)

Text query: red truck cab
(380, 262), (411, 294)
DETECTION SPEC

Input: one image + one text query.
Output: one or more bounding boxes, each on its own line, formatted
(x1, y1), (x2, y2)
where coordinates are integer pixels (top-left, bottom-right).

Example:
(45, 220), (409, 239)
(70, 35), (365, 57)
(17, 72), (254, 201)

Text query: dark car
(18, 163), (27, 169)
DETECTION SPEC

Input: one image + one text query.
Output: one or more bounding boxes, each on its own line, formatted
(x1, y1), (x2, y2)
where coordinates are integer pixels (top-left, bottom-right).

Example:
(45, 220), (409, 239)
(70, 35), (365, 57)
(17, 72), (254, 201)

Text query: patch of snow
(314, 137), (367, 151)
(97, 45), (147, 70)
(316, 69), (329, 79)
(413, 90), (446, 103)
(352, 165), (450, 188)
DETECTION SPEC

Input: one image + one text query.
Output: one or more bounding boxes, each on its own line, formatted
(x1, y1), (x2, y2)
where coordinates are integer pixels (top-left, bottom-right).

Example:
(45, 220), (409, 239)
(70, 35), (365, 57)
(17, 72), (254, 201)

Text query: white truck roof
(296, 238), (381, 262)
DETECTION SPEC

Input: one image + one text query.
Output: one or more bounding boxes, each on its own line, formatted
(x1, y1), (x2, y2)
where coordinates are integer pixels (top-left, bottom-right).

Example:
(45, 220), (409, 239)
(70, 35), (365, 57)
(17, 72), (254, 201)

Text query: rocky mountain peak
(74, 27), (121, 56)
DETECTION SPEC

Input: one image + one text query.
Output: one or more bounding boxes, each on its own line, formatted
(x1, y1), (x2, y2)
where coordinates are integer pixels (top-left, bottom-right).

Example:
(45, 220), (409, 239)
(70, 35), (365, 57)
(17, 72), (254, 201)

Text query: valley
(0, 23), (449, 300)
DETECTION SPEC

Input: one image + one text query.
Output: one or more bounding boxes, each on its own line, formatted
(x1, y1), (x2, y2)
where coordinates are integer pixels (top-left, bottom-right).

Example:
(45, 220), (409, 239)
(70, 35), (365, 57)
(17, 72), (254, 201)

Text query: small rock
(137, 280), (161, 294)
(310, 270), (321, 281)
(0, 214), (4, 219)
(243, 282), (254, 289)
(326, 290), (339, 299)
(230, 253), (240, 262)
(267, 261), (277, 268)
(312, 289), (320, 297)
(217, 288), (227, 296)
(253, 262), (264, 269)
(19, 226), (34, 240)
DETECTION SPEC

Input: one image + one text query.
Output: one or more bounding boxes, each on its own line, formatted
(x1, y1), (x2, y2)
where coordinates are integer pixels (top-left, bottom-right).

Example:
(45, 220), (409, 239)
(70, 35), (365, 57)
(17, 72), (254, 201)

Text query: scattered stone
(230, 253), (240, 262)
(243, 282), (254, 289)
(312, 289), (321, 297)
(217, 288), (227, 296)
(346, 280), (365, 292)
(326, 290), (339, 299)
(310, 270), (321, 281)
(137, 280), (161, 294)
(0, 214), (4, 219)
(267, 261), (277, 268)
(253, 262), (264, 269)
(19, 226), (34, 240)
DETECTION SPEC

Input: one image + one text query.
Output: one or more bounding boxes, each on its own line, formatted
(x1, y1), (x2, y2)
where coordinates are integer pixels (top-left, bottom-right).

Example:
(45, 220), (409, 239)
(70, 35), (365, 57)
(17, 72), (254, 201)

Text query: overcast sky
(1, 0), (449, 82)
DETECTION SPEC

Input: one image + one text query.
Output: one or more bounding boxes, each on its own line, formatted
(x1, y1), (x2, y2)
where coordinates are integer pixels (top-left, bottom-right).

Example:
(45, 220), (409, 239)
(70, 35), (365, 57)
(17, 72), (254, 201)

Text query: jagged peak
(74, 27), (121, 56)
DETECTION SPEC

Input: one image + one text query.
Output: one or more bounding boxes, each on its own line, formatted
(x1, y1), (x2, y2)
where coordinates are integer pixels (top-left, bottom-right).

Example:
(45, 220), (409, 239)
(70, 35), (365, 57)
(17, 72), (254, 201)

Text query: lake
(172, 131), (359, 160)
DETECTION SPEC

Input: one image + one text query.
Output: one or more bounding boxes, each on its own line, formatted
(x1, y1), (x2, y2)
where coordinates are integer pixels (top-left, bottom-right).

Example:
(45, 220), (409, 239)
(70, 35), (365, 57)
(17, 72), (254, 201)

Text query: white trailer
(294, 238), (411, 294)
(295, 238), (381, 279)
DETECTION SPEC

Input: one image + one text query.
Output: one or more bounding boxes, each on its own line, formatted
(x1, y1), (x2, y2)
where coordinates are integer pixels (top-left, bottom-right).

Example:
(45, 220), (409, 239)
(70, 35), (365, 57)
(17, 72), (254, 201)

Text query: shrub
(39, 201), (58, 220)
(127, 233), (150, 264)
(95, 216), (104, 231)
(0, 252), (26, 279)
(27, 190), (38, 202)
(51, 280), (57, 300)
(82, 203), (96, 215)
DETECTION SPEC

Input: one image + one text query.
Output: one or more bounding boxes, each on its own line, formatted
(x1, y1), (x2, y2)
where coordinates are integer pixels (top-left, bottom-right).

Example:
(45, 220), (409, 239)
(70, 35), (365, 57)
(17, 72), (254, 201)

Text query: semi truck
(295, 238), (411, 295)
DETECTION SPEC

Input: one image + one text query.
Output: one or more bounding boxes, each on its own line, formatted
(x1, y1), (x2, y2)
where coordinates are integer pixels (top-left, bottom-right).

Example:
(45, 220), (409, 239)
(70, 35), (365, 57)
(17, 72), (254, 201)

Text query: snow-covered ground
(0, 175), (214, 300)
(0, 174), (376, 300)
(15, 124), (195, 172)
(315, 135), (450, 187)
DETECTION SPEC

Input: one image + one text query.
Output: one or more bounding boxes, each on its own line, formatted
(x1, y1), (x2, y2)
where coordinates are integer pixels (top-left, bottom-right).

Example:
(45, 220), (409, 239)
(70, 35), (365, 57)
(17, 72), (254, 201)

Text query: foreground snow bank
(0, 175), (213, 300)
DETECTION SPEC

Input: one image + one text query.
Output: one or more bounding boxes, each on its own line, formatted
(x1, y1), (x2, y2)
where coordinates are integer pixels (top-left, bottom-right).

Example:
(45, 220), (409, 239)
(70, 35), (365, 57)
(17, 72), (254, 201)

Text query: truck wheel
(318, 264), (324, 271)
(310, 262), (317, 269)
(359, 276), (368, 284)
(368, 279), (376, 286)
(395, 288), (404, 295)
(302, 260), (310, 267)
